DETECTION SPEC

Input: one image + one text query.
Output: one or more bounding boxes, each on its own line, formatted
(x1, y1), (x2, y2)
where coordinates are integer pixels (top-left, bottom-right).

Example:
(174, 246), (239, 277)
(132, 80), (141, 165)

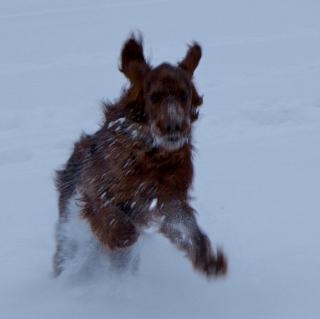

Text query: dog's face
(144, 64), (192, 150)
(120, 37), (203, 151)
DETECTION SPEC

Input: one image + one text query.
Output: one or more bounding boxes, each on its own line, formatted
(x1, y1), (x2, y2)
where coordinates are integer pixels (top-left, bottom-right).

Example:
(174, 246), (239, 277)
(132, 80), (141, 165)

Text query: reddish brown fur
(54, 36), (227, 277)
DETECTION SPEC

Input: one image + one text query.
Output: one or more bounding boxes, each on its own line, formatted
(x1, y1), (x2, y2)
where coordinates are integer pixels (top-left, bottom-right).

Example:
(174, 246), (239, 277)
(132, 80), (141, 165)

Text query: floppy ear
(119, 35), (150, 86)
(178, 42), (202, 77)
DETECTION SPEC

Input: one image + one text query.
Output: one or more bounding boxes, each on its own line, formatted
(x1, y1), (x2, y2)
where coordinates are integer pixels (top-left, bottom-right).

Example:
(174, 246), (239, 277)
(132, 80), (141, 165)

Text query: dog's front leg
(158, 201), (227, 277)
(82, 203), (139, 251)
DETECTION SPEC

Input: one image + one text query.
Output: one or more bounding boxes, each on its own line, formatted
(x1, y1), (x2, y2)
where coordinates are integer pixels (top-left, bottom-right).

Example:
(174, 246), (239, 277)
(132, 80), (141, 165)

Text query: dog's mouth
(153, 133), (188, 151)
(167, 134), (180, 143)
(150, 122), (190, 151)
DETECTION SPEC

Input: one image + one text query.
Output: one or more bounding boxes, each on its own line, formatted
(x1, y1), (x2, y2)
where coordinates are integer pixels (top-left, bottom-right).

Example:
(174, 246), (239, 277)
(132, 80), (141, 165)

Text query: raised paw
(193, 233), (227, 277)
(206, 249), (227, 277)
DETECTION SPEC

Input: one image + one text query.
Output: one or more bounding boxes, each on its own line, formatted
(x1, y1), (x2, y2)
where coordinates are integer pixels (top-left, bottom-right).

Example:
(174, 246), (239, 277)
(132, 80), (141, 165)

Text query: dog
(53, 35), (227, 277)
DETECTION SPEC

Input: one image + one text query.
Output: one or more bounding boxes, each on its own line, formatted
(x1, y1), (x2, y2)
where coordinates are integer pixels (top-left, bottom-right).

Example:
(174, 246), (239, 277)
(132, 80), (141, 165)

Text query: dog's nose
(165, 122), (181, 134)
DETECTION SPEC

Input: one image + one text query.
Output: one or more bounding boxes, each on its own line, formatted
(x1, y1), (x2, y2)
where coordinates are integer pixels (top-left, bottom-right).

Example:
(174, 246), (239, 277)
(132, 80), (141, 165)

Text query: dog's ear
(120, 35), (150, 86)
(178, 43), (202, 77)
(190, 83), (203, 122)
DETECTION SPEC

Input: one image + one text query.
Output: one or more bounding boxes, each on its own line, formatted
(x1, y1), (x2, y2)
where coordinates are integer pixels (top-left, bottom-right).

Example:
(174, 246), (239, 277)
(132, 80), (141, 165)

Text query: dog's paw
(194, 249), (227, 277)
(193, 233), (227, 277)
(205, 249), (227, 277)
(108, 219), (139, 250)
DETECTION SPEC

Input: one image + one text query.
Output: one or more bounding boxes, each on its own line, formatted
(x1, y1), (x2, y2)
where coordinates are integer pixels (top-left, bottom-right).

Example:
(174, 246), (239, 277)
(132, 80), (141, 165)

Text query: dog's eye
(150, 92), (162, 103)
(179, 91), (188, 103)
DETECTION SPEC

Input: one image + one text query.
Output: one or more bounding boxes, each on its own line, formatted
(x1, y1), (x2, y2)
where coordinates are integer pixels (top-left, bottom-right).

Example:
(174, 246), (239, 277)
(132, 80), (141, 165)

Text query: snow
(107, 117), (126, 129)
(1, 0), (320, 318)
(56, 193), (139, 281)
(170, 222), (193, 248)
(149, 198), (158, 210)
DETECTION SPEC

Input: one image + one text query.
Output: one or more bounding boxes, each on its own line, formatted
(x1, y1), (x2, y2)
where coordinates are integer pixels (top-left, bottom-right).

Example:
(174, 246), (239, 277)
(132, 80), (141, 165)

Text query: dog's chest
(85, 125), (193, 217)
(116, 148), (192, 203)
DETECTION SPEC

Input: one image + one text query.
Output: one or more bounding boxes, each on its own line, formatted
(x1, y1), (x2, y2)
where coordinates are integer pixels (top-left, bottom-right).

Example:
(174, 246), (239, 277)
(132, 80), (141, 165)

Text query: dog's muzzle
(152, 132), (188, 151)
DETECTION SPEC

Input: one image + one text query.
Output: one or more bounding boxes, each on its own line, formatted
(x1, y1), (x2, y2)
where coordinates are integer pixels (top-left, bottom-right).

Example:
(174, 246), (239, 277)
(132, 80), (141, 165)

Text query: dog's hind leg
(53, 191), (99, 277)
(53, 218), (77, 276)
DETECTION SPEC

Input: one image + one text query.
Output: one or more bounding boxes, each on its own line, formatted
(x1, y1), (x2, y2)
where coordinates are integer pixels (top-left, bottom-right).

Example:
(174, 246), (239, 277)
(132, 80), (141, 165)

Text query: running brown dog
(53, 35), (227, 277)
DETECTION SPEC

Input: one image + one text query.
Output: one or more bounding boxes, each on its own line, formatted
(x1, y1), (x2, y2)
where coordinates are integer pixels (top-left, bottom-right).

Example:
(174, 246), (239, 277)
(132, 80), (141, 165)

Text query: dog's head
(120, 36), (203, 151)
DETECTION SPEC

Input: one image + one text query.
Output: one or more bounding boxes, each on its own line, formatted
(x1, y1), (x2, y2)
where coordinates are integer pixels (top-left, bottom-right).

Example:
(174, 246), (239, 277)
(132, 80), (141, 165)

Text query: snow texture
(1, 0), (320, 318)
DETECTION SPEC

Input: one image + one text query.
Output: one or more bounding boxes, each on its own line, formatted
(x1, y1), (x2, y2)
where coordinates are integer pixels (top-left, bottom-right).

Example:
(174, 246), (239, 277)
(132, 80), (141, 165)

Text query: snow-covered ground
(1, 0), (320, 318)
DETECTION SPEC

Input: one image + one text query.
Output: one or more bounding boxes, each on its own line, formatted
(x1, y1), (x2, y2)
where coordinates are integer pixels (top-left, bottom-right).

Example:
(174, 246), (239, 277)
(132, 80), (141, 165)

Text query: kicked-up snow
(1, 0), (320, 318)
